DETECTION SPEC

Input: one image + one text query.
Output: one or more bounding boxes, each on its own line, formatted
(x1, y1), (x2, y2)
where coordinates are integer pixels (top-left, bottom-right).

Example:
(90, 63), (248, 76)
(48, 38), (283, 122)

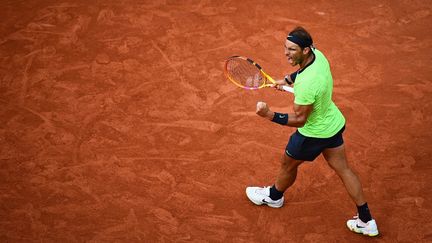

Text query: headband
(287, 35), (312, 49)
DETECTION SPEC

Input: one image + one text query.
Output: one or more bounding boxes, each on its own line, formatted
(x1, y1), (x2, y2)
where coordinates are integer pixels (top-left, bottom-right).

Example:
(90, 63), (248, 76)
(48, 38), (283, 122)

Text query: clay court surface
(1, 0), (431, 242)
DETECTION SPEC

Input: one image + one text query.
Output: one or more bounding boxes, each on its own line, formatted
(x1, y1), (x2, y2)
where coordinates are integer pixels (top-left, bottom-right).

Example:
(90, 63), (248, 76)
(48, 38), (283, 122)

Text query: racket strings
(226, 59), (265, 89)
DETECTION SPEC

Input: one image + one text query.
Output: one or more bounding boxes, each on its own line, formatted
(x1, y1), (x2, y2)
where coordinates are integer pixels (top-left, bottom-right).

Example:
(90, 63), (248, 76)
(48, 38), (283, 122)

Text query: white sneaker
(245, 186), (284, 208)
(346, 215), (379, 237)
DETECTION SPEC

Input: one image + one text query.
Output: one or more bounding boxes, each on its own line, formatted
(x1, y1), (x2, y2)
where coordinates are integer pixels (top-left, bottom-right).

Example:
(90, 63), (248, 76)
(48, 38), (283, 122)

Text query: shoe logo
(262, 198), (274, 204)
(356, 224), (365, 229)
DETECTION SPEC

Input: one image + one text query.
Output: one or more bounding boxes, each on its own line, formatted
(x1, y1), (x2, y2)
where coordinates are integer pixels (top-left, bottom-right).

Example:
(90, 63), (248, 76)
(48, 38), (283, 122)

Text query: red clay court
(1, 0), (431, 242)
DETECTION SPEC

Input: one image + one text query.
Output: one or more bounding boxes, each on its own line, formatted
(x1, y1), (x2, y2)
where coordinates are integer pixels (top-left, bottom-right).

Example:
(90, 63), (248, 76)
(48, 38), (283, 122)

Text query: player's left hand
(274, 84), (288, 91)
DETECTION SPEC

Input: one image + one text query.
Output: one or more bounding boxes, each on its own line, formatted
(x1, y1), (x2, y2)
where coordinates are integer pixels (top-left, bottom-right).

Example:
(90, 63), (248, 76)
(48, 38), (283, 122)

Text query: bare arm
(256, 102), (313, 127)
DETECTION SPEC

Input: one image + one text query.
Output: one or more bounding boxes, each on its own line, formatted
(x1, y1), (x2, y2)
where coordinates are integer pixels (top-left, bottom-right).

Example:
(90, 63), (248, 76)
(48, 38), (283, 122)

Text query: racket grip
(282, 86), (294, 93)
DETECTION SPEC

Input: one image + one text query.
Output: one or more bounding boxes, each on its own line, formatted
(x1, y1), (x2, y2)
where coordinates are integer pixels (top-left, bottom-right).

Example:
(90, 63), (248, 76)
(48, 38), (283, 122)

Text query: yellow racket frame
(224, 56), (293, 93)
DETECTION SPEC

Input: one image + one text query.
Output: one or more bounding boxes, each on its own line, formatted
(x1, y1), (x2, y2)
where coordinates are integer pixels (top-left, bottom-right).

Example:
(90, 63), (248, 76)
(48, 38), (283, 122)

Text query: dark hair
(287, 26), (313, 49)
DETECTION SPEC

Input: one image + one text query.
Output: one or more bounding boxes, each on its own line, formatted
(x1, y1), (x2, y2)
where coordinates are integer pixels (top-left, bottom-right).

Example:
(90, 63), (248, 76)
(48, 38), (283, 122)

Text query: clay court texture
(0, 0), (431, 242)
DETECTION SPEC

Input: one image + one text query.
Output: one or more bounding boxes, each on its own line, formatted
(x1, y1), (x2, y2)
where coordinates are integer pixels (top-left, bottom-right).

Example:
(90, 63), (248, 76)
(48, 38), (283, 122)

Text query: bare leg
(275, 154), (304, 192)
(322, 144), (366, 206)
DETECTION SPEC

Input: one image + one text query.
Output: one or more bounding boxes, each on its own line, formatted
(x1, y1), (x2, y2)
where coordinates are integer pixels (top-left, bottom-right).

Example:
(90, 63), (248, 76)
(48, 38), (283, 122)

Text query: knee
(334, 167), (357, 179)
(281, 154), (302, 171)
(327, 159), (351, 175)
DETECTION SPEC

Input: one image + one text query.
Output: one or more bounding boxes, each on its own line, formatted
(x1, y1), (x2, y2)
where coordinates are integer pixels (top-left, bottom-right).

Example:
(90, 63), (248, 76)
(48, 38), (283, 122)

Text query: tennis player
(246, 26), (379, 237)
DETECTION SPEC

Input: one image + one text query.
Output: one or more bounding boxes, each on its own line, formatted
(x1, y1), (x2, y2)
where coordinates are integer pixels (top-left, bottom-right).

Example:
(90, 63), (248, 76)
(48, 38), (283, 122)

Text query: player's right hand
(256, 101), (270, 117)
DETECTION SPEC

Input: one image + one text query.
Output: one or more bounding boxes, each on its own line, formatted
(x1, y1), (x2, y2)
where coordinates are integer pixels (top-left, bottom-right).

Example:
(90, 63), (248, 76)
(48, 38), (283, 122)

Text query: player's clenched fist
(256, 101), (270, 117)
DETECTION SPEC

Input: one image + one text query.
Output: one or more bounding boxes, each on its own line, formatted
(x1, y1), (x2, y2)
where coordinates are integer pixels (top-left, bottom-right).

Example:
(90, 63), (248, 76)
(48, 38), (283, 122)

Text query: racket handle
(282, 86), (294, 93)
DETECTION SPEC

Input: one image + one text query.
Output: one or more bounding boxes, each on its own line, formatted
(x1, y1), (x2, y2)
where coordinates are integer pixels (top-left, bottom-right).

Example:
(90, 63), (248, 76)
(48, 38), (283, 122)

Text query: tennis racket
(224, 56), (293, 93)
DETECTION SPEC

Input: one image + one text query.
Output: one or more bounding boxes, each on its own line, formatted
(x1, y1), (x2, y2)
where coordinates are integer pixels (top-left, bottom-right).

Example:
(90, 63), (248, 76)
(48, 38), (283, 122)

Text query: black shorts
(285, 126), (345, 161)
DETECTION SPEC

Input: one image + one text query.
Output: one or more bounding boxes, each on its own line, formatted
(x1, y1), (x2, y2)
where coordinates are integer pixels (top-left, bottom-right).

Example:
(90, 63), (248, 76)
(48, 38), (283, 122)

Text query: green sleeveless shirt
(294, 49), (345, 138)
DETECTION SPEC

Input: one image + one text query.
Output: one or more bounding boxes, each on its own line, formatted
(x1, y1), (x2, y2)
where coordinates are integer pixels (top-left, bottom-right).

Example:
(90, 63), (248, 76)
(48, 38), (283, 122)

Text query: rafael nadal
(246, 26), (379, 237)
